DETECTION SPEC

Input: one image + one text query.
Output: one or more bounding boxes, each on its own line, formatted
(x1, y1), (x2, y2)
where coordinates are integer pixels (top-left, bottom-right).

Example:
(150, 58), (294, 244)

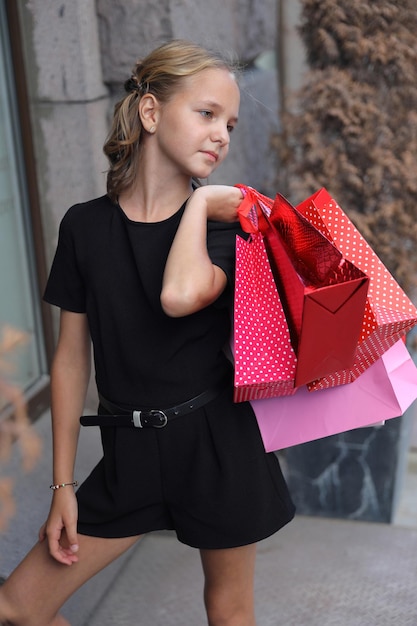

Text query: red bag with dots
(233, 231), (297, 401)
(296, 188), (417, 390)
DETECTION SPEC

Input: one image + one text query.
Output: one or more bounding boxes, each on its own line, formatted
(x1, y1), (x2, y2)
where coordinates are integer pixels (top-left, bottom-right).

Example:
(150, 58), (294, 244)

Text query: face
(151, 67), (240, 179)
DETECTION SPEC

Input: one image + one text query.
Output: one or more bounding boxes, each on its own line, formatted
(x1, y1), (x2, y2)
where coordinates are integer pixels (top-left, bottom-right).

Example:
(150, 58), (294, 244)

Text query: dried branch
(276, 0), (417, 293)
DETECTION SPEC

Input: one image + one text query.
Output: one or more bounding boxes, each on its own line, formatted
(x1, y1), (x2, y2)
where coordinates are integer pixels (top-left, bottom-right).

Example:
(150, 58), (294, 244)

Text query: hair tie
(124, 76), (140, 94)
(124, 75), (150, 97)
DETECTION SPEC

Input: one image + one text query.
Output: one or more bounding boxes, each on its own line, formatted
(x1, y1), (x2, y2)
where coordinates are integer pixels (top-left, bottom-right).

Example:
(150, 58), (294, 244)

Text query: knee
(0, 587), (33, 626)
(0, 593), (22, 626)
(0, 587), (15, 626)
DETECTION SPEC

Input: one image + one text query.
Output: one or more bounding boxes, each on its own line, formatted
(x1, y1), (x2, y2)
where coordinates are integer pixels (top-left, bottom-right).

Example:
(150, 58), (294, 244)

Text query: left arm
(161, 185), (243, 317)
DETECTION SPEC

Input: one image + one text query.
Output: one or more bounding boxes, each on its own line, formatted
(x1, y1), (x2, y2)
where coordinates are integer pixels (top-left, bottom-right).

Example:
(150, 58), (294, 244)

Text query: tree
(276, 0), (417, 292)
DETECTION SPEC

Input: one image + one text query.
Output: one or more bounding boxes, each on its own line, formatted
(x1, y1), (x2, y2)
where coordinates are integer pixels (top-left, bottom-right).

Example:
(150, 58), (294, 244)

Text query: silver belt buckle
(132, 410), (168, 428)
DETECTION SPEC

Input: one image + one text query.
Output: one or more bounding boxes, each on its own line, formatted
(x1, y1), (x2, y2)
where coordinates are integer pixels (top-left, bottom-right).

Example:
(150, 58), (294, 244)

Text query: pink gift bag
(251, 339), (417, 451)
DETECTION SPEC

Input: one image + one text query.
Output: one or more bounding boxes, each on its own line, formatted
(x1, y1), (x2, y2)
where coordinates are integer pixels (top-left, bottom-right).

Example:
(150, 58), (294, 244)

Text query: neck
(118, 174), (193, 223)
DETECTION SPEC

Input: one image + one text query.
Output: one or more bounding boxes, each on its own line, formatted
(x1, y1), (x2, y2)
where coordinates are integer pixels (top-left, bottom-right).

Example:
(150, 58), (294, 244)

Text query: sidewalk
(72, 514), (417, 626)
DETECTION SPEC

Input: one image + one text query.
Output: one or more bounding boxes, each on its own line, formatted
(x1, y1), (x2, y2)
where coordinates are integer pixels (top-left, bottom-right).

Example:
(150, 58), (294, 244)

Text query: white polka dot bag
(296, 188), (417, 390)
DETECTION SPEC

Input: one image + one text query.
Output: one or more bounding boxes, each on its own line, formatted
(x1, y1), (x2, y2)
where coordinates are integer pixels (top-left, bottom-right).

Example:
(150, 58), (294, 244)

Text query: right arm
(40, 309), (91, 565)
(161, 185), (243, 317)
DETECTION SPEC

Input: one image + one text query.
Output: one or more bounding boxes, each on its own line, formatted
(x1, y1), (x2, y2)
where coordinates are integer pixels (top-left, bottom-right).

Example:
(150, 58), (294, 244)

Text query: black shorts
(76, 385), (295, 549)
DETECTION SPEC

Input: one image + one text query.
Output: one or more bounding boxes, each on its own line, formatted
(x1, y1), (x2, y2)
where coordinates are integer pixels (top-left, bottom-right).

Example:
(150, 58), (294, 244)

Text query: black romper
(44, 194), (295, 549)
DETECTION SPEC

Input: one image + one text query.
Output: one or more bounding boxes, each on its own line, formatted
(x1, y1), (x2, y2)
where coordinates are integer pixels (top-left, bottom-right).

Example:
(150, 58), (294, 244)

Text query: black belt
(80, 382), (226, 429)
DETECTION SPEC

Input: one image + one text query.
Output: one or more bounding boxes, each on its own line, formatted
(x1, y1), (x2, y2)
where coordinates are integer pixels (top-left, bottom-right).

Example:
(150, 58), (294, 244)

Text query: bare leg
(200, 543), (257, 626)
(0, 531), (140, 626)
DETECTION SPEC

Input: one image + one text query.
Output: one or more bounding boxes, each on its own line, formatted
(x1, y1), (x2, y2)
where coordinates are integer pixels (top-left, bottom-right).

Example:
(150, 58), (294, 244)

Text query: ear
(139, 94), (160, 132)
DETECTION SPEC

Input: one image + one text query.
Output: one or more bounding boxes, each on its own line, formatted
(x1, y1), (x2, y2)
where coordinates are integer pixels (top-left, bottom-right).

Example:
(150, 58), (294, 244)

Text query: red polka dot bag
(233, 230), (297, 401)
(296, 188), (417, 390)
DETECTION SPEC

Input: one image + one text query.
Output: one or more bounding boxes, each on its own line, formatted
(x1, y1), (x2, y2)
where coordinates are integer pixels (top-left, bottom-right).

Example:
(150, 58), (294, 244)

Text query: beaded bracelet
(49, 481), (79, 491)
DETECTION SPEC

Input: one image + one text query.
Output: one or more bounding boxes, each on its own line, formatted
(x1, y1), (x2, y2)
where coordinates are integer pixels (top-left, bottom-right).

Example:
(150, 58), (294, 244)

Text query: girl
(0, 40), (295, 626)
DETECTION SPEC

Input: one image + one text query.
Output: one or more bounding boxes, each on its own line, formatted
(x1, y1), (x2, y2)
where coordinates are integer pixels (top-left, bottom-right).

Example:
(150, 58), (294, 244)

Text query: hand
(191, 185), (244, 222)
(39, 488), (79, 565)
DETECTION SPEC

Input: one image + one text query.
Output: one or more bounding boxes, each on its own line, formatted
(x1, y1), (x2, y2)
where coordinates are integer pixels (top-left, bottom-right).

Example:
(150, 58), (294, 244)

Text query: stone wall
(96, 0), (278, 81)
(19, 0), (109, 265)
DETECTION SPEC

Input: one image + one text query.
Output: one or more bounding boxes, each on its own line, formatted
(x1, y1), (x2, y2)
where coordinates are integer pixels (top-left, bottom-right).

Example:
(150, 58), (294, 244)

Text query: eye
(227, 124), (235, 133)
(200, 110), (213, 119)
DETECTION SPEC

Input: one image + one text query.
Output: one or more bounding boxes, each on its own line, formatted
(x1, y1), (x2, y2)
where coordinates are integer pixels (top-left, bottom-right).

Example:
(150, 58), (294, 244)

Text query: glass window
(0, 2), (46, 411)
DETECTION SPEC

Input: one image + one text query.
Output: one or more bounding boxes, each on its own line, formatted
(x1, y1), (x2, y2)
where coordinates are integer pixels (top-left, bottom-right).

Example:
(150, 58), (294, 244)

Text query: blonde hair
(104, 40), (238, 201)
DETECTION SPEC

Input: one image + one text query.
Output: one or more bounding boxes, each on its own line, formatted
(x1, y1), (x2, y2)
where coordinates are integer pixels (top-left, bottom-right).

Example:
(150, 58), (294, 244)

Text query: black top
(44, 194), (244, 407)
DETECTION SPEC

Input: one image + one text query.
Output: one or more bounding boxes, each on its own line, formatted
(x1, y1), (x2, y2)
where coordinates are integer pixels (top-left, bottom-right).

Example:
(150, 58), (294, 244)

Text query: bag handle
(236, 184), (343, 285)
(235, 184), (273, 233)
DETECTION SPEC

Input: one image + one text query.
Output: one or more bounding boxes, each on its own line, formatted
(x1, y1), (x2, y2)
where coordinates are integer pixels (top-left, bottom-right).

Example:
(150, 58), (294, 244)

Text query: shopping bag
(236, 185), (369, 387)
(233, 232), (297, 401)
(296, 188), (417, 390)
(251, 339), (417, 451)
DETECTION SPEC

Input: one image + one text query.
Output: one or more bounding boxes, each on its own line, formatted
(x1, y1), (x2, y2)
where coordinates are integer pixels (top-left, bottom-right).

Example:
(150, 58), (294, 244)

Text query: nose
(212, 121), (230, 146)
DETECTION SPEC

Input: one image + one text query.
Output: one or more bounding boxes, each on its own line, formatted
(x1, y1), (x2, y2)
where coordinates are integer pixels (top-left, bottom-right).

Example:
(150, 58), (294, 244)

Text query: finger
(47, 524), (79, 566)
(49, 535), (79, 566)
(66, 525), (80, 556)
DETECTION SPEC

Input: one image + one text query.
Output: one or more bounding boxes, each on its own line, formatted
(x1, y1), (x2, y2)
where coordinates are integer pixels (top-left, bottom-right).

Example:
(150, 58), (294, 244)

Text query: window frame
(1, 0), (53, 421)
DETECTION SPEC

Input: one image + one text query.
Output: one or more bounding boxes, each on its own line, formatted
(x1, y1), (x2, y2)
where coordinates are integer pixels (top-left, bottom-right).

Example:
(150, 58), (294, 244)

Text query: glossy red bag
(296, 188), (417, 390)
(236, 185), (369, 387)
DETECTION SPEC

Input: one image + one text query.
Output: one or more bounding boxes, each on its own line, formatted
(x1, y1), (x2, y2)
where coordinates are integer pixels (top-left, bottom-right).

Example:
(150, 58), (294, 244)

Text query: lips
(202, 150), (219, 162)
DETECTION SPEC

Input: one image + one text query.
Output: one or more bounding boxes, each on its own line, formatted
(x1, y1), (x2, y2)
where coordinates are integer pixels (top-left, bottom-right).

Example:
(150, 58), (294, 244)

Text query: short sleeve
(43, 207), (86, 312)
(207, 220), (248, 286)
